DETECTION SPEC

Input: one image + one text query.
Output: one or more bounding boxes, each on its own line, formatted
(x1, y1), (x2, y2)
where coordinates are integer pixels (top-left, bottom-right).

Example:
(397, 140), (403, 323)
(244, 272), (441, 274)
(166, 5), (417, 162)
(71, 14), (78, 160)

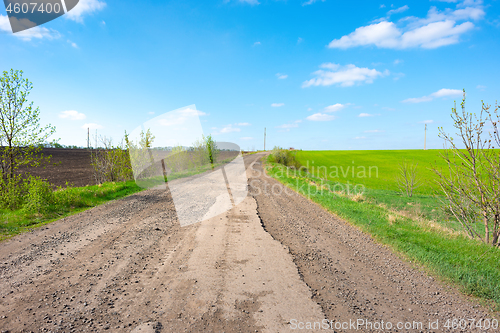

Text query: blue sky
(1, 0), (499, 150)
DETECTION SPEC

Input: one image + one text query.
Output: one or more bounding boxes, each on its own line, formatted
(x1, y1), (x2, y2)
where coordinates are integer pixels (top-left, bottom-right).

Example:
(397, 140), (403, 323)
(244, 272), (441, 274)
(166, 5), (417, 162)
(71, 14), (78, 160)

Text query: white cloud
(297, 37), (304, 44)
(402, 96), (434, 103)
(394, 59), (403, 65)
(324, 103), (347, 113)
(477, 85), (486, 90)
(240, 137), (253, 140)
(276, 73), (288, 79)
(236, 122), (251, 126)
(1, 15), (60, 41)
(307, 113), (336, 121)
(355, 136), (367, 139)
(82, 123), (103, 130)
(303, 63), (388, 88)
(431, 88), (463, 98)
(365, 129), (385, 133)
(220, 125), (241, 133)
(380, 4), (386, 8)
(358, 113), (375, 117)
(0, 15), (10, 32)
(419, 120), (434, 124)
(387, 5), (409, 17)
(253, 41), (261, 46)
(66, 0), (107, 23)
(68, 40), (79, 48)
(302, 0), (325, 6)
(271, 103), (285, 107)
(328, 20), (474, 49)
(59, 110), (86, 120)
(231, 0), (260, 4)
(328, 2), (482, 50)
(402, 88), (462, 103)
(148, 111), (155, 115)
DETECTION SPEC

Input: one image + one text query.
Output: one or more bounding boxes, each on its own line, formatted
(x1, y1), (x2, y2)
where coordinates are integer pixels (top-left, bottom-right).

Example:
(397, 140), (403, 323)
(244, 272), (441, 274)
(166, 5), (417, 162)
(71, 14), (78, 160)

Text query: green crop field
(266, 149), (500, 309)
(292, 149), (475, 234)
(295, 149), (449, 195)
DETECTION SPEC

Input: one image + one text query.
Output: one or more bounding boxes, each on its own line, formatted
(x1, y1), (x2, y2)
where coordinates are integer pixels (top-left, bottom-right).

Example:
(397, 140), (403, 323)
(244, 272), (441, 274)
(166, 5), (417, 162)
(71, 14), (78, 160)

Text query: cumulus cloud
(271, 103), (285, 107)
(328, 2), (483, 49)
(387, 5), (409, 17)
(0, 15), (60, 41)
(276, 73), (288, 80)
(82, 123), (103, 130)
(59, 110), (86, 120)
(307, 113), (336, 121)
(68, 40), (78, 48)
(402, 88), (462, 103)
(302, 0), (325, 6)
(220, 124), (241, 133)
(66, 0), (107, 23)
(224, 0), (260, 5)
(303, 63), (388, 88)
(324, 103), (347, 112)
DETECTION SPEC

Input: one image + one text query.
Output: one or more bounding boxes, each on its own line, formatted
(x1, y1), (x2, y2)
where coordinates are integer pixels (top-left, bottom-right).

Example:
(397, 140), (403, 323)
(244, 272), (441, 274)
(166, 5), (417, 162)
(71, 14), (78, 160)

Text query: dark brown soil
(18, 148), (95, 188)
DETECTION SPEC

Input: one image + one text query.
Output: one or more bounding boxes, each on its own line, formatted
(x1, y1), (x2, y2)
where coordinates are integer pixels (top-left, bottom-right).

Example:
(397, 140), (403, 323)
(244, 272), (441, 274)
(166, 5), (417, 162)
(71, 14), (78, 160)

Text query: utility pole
(264, 127), (266, 151)
(87, 128), (90, 149)
(424, 124), (427, 150)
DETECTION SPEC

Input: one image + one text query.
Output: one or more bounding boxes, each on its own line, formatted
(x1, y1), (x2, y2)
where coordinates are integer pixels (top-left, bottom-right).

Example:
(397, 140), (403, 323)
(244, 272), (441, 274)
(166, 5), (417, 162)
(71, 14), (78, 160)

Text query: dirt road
(0, 153), (492, 332)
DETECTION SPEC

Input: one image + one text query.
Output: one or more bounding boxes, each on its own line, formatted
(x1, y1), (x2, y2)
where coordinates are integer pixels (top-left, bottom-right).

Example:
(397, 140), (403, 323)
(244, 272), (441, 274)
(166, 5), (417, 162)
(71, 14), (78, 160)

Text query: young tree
(433, 91), (500, 246)
(0, 69), (56, 182)
(396, 159), (420, 197)
(203, 134), (219, 168)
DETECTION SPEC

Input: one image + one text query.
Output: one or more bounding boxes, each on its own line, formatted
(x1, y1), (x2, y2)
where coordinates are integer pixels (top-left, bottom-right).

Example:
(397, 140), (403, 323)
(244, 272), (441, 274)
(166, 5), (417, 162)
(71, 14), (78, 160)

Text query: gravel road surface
(0, 153), (492, 332)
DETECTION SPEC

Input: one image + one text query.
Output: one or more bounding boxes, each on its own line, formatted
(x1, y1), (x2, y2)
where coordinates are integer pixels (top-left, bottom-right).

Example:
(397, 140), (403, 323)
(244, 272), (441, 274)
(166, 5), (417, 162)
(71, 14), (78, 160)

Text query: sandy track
(0, 153), (323, 332)
(0, 153), (493, 332)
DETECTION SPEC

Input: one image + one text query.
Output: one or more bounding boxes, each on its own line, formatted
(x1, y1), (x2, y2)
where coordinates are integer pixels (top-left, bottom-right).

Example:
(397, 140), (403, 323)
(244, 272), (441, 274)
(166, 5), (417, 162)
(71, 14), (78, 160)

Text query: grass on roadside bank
(265, 159), (500, 311)
(0, 180), (143, 241)
(0, 154), (244, 241)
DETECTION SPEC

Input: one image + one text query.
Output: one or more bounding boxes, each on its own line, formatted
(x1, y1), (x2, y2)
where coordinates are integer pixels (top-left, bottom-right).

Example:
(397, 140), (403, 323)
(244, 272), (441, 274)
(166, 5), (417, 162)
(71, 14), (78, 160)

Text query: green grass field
(296, 149), (448, 195)
(266, 154), (500, 311)
(294, 149), (483, 234)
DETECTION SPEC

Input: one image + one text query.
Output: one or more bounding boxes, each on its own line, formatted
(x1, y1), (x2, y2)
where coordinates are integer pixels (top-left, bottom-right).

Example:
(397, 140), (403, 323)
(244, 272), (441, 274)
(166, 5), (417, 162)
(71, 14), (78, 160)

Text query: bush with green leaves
(269, 147), (303, 169)
(23, 176), (54, 214)
(0, 173), (26, 210)
(91, 135), (133, 184)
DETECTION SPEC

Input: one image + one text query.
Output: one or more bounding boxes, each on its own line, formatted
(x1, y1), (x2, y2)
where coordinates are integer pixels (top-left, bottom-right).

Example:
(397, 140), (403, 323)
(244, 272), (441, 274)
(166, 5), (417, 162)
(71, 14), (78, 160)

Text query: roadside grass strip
(0, 156), (242, 241)
(0, 180), (143, 241)
(265, 161), (500, 311)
